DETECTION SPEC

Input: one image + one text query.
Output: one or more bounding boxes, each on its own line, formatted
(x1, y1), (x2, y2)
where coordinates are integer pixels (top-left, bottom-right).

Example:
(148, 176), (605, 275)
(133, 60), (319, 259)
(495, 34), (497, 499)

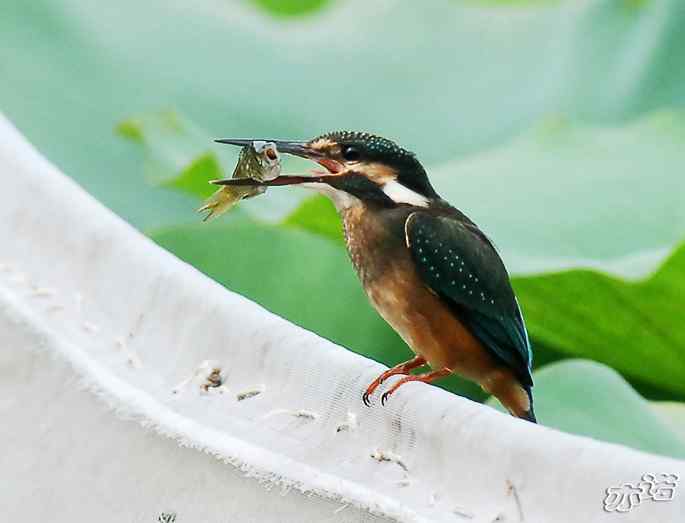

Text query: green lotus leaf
(3, 0), (685, 230)
(488, 359), (685, 459)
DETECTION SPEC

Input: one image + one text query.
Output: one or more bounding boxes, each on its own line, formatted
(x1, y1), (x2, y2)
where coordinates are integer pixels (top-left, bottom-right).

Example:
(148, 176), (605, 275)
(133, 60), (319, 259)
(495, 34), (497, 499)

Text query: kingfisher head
(214, 131), (440, 209)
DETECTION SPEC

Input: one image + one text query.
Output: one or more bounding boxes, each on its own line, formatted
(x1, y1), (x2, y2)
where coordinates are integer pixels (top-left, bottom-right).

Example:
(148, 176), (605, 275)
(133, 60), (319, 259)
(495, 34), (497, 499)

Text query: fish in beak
(214, 138), (343, 182)
(198, 140), (281, 221)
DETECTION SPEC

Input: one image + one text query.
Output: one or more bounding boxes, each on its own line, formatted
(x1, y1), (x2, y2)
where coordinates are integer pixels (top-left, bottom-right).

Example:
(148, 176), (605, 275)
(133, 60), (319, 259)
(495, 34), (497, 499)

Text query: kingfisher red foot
(215, 131), (537, 423)
(362, 355), (427, 407)
(380, 368), (451, 406)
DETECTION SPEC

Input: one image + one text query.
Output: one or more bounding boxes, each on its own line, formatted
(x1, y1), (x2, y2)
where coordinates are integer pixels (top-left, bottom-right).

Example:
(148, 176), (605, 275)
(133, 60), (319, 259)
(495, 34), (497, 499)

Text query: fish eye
(265, 148), (277, 161)
(342, 146), (361, 162)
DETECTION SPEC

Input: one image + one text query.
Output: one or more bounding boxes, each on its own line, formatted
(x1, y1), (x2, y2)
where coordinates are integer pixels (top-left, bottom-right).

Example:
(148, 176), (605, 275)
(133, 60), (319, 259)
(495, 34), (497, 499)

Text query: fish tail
(197, 188), (240, 221)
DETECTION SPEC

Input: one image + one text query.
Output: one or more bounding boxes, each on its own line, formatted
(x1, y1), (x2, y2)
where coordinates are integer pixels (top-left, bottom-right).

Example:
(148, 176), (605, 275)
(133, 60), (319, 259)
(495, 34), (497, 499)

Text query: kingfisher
(214, 131), (536, 423)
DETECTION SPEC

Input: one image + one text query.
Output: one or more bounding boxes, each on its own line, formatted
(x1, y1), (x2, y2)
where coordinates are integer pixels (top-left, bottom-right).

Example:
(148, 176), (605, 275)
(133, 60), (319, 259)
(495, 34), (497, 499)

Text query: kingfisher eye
(342, 146), (361, 162)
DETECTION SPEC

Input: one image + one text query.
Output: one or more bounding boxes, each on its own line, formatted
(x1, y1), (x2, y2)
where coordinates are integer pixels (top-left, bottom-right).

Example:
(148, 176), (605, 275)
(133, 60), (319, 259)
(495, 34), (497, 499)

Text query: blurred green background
(3, 0), (685, 458)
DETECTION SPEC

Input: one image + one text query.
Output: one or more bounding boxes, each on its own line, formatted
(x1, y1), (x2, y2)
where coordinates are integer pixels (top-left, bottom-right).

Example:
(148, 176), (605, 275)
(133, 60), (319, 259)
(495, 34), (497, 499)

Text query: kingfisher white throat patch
(382, 180), (429, 207)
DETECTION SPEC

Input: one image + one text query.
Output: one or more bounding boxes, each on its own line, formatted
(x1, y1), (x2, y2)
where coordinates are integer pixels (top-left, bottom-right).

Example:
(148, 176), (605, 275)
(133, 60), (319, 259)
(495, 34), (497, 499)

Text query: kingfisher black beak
(214, 139), (321, 160)
(211, 175), (330, 187)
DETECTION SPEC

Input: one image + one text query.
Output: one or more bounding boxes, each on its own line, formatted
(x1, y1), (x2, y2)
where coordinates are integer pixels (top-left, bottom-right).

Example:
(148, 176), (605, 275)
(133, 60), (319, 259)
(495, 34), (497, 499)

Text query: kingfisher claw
(362, 391), (372, 407)
(380, 391), (392, 406)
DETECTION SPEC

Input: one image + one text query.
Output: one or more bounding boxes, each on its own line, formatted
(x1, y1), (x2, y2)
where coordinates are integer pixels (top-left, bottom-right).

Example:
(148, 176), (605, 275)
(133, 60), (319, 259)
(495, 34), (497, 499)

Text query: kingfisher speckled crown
(315, 131), (416, 159)
(214, 131), (536, 423)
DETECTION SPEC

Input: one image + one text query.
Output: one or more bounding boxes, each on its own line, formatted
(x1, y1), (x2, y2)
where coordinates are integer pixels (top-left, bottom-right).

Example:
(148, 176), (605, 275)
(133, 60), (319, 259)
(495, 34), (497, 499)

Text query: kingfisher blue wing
(405, 212), (533, 387)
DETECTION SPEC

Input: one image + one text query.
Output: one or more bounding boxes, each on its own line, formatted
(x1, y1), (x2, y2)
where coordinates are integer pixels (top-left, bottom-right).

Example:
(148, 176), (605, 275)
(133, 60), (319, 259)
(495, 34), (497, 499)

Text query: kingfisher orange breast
(341, 204), (499, 379)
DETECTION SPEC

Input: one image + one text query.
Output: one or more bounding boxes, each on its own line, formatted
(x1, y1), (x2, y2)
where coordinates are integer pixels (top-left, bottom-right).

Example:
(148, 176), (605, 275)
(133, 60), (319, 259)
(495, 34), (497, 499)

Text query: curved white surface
(1, 113), (683, 522)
